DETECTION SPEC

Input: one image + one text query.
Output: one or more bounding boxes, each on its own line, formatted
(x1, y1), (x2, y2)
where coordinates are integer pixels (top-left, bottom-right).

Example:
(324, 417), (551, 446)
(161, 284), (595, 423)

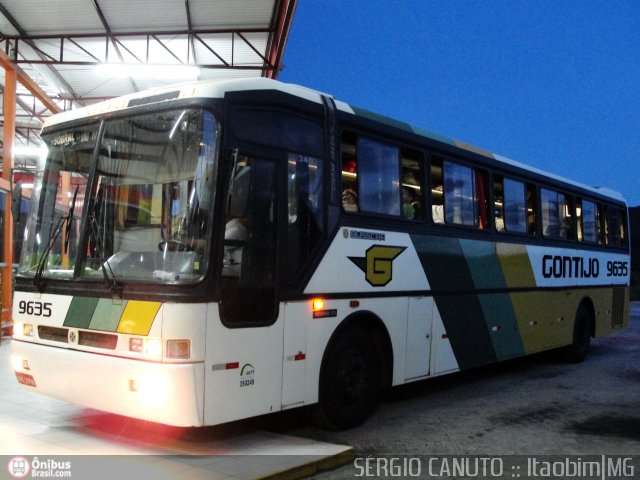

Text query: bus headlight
(129, 337), (162, 356)
(13, 322), (33, 338)
(166, 339), (190, 359)
(145, 338), (162, 356)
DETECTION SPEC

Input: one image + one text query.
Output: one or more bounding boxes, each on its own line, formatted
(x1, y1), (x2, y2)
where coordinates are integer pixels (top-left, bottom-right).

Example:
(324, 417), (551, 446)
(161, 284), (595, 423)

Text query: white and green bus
(11, 78), (630, 429)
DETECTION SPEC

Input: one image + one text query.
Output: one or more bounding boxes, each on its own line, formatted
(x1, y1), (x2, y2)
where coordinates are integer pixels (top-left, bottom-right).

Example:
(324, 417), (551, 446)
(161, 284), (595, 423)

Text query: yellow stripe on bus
(116, 301), (162, 335)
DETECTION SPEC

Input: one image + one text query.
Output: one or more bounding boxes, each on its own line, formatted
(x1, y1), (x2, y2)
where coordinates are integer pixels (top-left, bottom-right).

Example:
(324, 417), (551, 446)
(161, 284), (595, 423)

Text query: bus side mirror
(228, 167), (252, 217)
(11, 183), (22, 221)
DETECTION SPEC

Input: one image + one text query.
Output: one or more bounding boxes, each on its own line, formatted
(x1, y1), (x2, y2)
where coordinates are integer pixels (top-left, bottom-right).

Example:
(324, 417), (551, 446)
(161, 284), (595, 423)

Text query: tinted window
(232, 109), (323, 157)
(503, 178), (527, 233)
(604, 207), (626, 248)
(541, 189), (573, 239)
(577, 199), (598, 243)
(357, 137), (401, 216)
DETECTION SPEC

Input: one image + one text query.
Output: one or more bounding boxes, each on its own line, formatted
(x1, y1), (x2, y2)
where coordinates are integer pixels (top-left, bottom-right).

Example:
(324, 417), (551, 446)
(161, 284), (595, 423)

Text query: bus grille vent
(611, 287), (625, 328)
(38, 326), (68, 343)
(37, 326), (118, 350)
(79, 331), (118, 350)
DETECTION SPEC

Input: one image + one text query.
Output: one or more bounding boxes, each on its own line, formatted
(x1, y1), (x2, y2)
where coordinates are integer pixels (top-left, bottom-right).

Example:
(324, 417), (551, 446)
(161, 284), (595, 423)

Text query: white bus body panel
(10, 340), (205, 426)
(430, 304), (460, 375)
(203, 306), (284, 426)
(304, 228), (429, 294)
(282, 302), (310, 409)
(405, 297), (433, 380)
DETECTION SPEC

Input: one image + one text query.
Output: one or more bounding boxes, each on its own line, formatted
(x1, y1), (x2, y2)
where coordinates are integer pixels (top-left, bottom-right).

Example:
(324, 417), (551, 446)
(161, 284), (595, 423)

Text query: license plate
(15, 372), (37, 387)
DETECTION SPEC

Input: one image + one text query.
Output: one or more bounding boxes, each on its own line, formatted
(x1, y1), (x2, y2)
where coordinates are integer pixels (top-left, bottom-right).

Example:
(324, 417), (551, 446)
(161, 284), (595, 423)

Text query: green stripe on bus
(459, 239), (524, 360)
(453, 140), (495, 159)
(88, 298), (127, 332)
(433, 294), (498, 369)
(477, 293), (525, 360)
(350, 106), (416, 133)
(349, 105), (462, 148)
(411, 234), (497, 369)
(63, 296), (99, 329)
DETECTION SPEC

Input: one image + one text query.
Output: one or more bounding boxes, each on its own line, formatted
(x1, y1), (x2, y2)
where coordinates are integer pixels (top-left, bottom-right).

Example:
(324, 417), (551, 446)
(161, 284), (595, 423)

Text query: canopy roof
(0, 0), (297, 171)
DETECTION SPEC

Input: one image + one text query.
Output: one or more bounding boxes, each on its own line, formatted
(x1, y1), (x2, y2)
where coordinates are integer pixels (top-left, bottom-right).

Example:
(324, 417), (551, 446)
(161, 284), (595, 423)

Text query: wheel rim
(335, 347), (370, 404)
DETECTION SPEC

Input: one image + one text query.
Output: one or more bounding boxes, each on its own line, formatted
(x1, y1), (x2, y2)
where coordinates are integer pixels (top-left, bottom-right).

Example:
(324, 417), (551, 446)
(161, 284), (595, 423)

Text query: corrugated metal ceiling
(0, 0), (296, 170)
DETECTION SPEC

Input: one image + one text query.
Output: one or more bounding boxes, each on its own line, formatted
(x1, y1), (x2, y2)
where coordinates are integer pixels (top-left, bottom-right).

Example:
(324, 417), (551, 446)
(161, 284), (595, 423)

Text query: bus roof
(43, 77), (625, 204)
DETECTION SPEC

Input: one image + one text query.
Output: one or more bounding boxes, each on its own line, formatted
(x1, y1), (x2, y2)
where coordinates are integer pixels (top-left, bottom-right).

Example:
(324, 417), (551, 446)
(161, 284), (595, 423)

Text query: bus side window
(526, 183), (538, 235)
(493, 176), (505, 232)
(357, 137), (401, 216)
(495, 176), (528, 234)
(445, 161), (473, 225)
(604, 206), (626, 248)
(562, 195), (575, 240)
(340, 132), (402, 217)
(340, 132), (358, 213)
(597, 203), (606, 245)
(287, 153), (324, 282)
(541, 189), (574, 239)
(577, 198), (598, 243)
(401, 149), (423, 220)
(432, 157), (487, 228)
(430, 158), (444, 223)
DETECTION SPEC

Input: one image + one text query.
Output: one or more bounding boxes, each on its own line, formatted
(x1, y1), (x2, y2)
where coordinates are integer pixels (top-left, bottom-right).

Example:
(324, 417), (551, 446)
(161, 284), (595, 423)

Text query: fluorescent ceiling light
(14, 145), (48, 159)
(95, 63), (201, 80)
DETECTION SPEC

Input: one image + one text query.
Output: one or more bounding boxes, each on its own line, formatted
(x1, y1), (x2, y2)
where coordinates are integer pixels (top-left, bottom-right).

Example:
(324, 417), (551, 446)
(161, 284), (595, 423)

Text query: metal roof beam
(0, 50), (61, 114)
(185, 0), (196, 64)
(91, 0), (139, 92)
(192, 33), (229, 67)
(0, 2), (78, 100)
(4, 28), (274, 69)
(1, 85), (47, 122)
(265, 0), (298, 78)
(150, 35), (184, 64)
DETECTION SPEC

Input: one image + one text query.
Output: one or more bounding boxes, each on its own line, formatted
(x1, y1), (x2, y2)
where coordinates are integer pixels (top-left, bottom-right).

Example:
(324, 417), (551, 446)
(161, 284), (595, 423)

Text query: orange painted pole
(0, 50), (62, 115)
(1, 66), (16, 339)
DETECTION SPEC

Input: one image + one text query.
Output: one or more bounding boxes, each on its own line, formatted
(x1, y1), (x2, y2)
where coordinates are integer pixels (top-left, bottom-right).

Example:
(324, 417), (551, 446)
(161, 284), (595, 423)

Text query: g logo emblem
(349, 245), (406, 287)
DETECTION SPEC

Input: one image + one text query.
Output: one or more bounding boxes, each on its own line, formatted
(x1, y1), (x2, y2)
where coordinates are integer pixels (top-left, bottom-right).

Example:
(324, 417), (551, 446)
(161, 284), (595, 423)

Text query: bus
(10, 78), (630, 430)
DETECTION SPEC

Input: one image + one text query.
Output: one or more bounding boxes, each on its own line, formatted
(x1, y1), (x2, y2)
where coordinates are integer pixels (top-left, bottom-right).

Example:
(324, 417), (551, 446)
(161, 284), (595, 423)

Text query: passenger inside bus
(222, 163), (251, 277)
(402, 187), (416, 219)
(342, 188), (358, 213)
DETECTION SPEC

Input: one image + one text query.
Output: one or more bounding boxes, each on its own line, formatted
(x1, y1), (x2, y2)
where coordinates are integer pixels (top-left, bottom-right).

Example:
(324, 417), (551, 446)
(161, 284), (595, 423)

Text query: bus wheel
(562, 304), (592, 363)
(312, 328), (380, 430)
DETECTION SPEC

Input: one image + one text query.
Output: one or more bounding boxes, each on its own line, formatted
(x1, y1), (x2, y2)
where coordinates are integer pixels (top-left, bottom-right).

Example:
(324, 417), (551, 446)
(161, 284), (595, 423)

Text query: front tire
(311, 328), (381, 430)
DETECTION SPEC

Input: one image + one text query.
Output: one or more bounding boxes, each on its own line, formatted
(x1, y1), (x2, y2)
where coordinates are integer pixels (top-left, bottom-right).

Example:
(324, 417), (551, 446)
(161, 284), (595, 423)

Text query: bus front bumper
(10, 339), (205, 427)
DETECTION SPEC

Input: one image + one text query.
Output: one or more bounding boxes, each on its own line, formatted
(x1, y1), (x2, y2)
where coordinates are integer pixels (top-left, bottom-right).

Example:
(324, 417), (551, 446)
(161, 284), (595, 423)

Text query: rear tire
(562, 304), (592, 363)
(310, 328), (380, 430)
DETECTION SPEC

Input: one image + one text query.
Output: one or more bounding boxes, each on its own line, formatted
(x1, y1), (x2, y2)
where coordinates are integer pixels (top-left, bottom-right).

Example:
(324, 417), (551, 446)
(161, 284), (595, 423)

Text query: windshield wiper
(33, 216), (65, 290)
(89, 215), (122, 296)
(33, 186), (79, 290)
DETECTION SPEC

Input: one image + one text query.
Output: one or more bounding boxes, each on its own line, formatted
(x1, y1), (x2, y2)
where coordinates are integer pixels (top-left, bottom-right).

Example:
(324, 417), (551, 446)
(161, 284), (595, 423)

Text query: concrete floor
(0, 340), (352, 480)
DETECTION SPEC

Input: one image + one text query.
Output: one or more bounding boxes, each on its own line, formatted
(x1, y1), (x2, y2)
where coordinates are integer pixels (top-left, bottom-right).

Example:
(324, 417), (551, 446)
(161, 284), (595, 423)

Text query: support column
(1, 66), (16, 338)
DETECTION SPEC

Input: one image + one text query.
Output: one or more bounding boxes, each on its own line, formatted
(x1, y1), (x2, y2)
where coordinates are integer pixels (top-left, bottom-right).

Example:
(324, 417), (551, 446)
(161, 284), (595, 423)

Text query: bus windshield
(19, 109), (218, 286)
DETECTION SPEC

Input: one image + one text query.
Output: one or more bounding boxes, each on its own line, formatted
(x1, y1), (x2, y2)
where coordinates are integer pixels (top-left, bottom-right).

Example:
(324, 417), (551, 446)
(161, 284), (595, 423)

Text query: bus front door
(204, 154), (285, 425)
